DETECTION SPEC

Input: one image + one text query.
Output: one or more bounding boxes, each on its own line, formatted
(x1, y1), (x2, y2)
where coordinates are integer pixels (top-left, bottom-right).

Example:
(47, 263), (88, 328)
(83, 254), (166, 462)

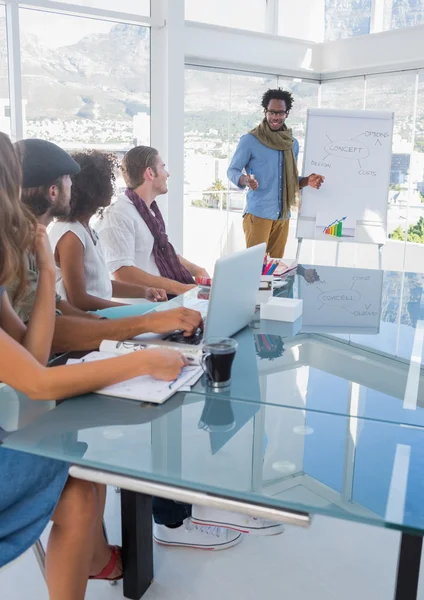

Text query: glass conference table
(2, 264), (424, 600)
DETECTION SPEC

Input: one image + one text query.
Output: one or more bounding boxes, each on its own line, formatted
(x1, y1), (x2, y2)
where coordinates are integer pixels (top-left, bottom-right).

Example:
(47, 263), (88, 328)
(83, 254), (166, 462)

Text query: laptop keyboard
(163, 317), (206, 346)
(163, 328), (204, 346)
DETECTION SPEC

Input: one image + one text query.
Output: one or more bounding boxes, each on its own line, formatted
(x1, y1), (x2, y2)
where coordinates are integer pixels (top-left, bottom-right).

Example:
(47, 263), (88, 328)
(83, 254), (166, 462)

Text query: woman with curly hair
(0, 132), (187, 598)
(48, 150), (167, 312)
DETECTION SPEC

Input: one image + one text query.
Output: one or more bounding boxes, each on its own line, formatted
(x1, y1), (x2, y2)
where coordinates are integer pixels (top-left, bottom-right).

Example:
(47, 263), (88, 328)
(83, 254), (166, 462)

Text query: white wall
(185, 21), (321, 78)
(185, 20), (424, 80)
(319, 24), (424, 78)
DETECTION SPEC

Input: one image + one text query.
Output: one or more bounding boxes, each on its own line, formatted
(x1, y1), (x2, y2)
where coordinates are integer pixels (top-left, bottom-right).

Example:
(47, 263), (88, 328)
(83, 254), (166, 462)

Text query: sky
(19, 0), (149, 48)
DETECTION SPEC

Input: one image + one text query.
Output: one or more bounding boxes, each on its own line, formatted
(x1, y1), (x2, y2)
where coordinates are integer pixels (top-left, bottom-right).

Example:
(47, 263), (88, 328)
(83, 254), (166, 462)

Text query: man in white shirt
(97, 146), (210, 297)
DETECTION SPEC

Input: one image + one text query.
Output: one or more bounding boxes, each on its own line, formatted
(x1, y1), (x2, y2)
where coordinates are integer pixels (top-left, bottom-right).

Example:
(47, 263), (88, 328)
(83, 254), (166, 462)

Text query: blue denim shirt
(227, 133), (299, 221)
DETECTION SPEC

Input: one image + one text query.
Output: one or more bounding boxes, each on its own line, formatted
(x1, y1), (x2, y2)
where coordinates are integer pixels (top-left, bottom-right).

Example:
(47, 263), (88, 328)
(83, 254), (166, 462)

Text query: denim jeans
(152, 498), (192, 525)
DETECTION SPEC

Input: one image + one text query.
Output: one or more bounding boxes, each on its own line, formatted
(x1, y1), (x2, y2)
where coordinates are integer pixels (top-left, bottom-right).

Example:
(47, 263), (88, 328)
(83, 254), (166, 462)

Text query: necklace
(79, 220), (98, 245)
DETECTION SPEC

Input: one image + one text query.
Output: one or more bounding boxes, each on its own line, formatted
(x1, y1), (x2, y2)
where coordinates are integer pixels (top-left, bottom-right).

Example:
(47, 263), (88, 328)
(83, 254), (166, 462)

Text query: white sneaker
(191, 506), (285, 536)
(153, 518), (243, 550)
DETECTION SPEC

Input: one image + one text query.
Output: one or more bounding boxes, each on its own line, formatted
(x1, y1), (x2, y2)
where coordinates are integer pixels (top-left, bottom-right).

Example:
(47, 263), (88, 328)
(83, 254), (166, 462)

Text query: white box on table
(260, 297), (303, 322)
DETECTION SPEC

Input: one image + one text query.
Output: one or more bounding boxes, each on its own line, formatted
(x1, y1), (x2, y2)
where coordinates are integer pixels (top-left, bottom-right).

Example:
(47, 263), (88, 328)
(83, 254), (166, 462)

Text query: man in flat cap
(8, 139), (203, 351)
(19, 138), (80, 224)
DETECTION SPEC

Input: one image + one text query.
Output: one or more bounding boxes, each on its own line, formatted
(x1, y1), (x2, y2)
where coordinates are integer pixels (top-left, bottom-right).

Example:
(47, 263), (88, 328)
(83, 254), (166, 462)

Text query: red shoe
(89, 545), (123, 581)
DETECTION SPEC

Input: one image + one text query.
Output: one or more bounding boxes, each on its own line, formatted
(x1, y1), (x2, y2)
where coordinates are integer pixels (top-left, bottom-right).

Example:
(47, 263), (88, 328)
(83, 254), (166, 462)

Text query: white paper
(66, 352), (202, 403)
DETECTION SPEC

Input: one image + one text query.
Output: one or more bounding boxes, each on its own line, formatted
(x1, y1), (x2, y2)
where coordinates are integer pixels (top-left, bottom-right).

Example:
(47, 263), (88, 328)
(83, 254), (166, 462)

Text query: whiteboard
(296, 108), (394, 245)
(298, 266), (383, 334)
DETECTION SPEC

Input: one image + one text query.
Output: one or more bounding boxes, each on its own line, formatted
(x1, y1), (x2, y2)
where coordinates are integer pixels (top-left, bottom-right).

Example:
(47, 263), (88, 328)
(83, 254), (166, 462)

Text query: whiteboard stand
(377, 244), (383, 270)
(295, 237), (303, 263)
(335, 241), (341, 266)
(296, 237), (384, 270)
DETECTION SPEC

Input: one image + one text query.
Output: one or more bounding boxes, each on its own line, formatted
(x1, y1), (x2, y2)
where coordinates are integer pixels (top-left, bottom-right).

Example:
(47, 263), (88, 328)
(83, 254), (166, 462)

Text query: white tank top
(48, 220), (113, 302)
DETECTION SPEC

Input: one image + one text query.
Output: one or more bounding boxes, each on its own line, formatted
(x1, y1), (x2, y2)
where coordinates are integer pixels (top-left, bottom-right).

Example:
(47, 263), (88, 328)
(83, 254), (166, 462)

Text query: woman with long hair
(48, 150), (167, 311)
(0, 132), (186, 600)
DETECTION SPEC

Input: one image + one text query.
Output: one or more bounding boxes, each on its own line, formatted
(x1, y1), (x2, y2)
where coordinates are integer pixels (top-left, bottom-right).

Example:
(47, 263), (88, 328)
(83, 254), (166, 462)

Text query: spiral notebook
(67, 350), (202, 404)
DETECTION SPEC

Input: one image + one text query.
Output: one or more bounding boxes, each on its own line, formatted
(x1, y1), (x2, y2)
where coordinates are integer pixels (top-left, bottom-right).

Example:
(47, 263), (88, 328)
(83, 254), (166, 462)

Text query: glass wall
(319, 71), (424, 272)
(324, 0), (372, 40)
(188, 0), (424, 41)
(54, 0), (150, 12)
(384, 0), (424, 31)
(278, 0), (373, 42)
(19, 7), (150, 162)
(320, 77), (365, 109)
(184, 68), (320, 271)
(365, 72), (416, 248)
(185, 0), (266, 33)
(186, 66), (424, 273)
(0, 4), (10, 136)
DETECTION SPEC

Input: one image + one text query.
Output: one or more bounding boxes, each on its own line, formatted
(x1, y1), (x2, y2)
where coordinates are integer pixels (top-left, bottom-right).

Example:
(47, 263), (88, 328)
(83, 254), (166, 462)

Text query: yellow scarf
(250, 119), (299, 218)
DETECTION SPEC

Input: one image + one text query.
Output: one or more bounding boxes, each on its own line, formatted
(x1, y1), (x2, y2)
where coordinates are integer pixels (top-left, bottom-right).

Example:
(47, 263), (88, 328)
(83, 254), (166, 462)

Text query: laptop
(156, 243), (266, 351)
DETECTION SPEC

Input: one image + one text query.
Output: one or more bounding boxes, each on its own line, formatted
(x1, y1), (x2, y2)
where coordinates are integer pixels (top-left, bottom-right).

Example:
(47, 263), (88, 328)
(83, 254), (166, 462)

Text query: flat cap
(17, 138), (80, 188)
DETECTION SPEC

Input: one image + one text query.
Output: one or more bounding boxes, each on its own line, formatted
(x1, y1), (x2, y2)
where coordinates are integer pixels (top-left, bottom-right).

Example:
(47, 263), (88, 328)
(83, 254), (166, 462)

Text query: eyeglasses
(266, 110), (288, 117)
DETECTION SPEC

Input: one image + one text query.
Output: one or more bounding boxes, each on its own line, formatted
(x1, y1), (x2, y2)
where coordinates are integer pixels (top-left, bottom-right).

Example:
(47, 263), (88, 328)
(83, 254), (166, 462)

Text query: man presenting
(228, 88), (325, 258)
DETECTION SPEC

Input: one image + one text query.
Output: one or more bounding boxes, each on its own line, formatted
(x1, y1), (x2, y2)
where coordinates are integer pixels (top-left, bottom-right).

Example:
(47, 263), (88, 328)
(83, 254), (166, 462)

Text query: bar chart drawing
(323, 217), (345, 237)
(315, 213), (356, 241)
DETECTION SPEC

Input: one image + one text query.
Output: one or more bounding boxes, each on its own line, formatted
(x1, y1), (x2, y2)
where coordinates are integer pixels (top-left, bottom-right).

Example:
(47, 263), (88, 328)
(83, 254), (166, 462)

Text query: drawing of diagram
(320, 130), (388, 170)
(315, 278), (376, 316)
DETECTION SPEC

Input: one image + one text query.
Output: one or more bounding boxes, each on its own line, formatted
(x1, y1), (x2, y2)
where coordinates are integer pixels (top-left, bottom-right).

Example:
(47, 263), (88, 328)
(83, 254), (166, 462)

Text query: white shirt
(48, 220), (113, 301)
(96, 195), (160, 276)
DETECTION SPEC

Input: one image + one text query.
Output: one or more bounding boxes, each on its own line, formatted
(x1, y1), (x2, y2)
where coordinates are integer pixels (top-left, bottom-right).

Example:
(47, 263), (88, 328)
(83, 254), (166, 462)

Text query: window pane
(402, 70), (424, 270)
(185, 0), (266, 33)
(385, 0), (424, 31)
(185, 69), (232, 273)
(276, 78), (320, 168)
(320, 77), (366, 109)
(20, 8), (150, 155)
(325, 0), (372, 41)
(0, 5), (10, 137)
(366, 72), (416, 270)
(279, 0), (325, 42)
(53, 0), (150, 15)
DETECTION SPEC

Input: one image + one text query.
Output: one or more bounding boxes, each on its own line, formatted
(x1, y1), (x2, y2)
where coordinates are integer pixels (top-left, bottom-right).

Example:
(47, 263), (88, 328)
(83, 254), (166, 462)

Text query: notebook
(67, 347), (202, 404)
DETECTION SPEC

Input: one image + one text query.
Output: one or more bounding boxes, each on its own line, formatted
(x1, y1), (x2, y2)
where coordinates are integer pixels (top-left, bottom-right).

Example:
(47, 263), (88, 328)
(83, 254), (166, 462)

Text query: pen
(268, 262), (278, 275)
(263, 260), (273, 275)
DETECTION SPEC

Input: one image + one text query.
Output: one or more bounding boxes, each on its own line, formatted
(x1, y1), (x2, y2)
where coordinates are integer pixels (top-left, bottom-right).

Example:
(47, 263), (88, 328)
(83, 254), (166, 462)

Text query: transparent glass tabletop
(3, 387), (424, 535)
(167, 265), (424, 426)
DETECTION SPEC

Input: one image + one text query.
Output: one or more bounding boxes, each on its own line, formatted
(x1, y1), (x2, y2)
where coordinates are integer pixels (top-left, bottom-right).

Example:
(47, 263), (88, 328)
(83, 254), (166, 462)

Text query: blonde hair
(0, 133), (36, 302)
(121, 145), (159, 189)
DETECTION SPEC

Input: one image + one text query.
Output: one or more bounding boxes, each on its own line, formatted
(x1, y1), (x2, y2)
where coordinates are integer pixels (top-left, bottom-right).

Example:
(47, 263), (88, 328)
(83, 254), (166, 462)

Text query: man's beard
(49, 191), (71, 218)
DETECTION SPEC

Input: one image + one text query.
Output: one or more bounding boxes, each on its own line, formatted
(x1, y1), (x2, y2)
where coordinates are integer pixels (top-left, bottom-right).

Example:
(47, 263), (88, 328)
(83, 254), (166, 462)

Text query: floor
(1, 487), (422, 600)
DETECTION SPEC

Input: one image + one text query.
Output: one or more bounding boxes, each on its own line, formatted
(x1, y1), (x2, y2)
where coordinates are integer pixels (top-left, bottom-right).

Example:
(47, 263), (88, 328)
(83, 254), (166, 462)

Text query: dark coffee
(201, 338), (238, 388)
(203, 348), (235, 384)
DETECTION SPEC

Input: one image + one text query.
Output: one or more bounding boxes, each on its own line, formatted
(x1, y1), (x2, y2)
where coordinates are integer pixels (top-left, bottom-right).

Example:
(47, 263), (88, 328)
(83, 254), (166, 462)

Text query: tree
(390, 217), (424, 244)
(204, 179), (228, 209)
(391, 225), (405, 241)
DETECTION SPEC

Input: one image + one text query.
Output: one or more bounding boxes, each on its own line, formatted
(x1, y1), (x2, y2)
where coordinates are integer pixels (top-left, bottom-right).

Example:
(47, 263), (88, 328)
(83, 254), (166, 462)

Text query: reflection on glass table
(4, 388), (424, 536)
(164, 265), (424, 427)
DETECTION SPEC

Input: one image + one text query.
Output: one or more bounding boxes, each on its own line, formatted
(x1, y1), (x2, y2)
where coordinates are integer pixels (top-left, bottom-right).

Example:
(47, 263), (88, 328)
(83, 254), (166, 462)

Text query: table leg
(394, 533), (423, 600)
(121, 490), (154, 600)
